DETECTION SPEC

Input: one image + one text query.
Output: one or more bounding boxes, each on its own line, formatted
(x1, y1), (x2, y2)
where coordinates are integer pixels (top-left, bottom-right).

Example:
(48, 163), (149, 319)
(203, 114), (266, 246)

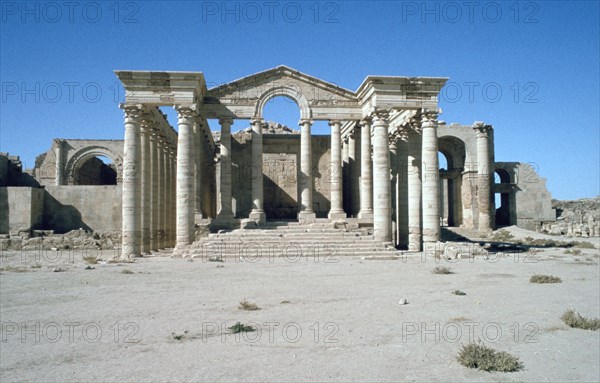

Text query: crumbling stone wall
(542, 197), (600, 237)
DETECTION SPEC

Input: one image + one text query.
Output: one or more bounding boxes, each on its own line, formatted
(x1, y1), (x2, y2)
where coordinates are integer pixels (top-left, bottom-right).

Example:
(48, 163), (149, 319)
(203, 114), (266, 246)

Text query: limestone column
(329, 119), (345, 219)
(407, 123), (422, 251)
(158, 138), (168, 248)
(342, 137), (350, 214)
(389, 136), (398, 246)
(149, 129), (159, 252)
(372, 112), (392, 243)
(194, 118), (204, 221)
(54, 139), (65, 186)
(217, 117), (234, 220)
(298, 118), (316, 220)
(397, 132), (409, 248)
(139, 115), (152, 255)
(421, 110), (440, 243)
(474, 122), (493, 233)
(358, 118), (373, 219)
(169, 145), (177, 247)
(120, 104), (143, 258)
(164, 140), (172, 247)
(175, 106), (196, 249)
(249, 118), (266, 223)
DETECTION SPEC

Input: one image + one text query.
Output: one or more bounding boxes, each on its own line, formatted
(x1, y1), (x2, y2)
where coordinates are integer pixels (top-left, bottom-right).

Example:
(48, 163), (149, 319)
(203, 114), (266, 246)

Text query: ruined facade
(1, 66), (564, 254)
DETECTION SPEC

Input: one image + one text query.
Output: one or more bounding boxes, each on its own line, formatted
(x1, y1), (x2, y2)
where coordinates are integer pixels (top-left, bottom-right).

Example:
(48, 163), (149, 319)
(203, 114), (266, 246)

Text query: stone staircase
(182, 220), (400, 260)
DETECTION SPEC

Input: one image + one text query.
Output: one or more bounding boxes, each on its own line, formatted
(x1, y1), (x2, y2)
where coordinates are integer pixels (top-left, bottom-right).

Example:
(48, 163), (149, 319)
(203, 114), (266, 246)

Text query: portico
(114, 66), (451, 259)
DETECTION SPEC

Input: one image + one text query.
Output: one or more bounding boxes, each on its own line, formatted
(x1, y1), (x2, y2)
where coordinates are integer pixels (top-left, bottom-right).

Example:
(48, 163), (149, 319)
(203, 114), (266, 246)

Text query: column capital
(420, 108), (440, 127)
(359, 117), (372, 127)
(473, 121), (493, 136)
(119, 103), (144, 122)
(250, 117), (265, 125)
(328, 119), (343, 127)
(218, 116), (234, 126)
(176, 105), (196, 121)
(298, 118), (313, 127)
(372, 111), (390, 127)
(372, 110), (390, 123)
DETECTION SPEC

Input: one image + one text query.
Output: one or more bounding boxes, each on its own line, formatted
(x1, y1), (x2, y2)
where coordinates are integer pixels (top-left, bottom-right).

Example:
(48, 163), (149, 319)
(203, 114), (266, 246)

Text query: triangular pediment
(201, 65), (363, 120)
(207, 65), (357, 102)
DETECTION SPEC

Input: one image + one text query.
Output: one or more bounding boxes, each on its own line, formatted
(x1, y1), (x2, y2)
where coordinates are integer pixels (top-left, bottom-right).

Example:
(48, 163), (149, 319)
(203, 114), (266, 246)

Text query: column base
(298, 210), (316, 223)
(328, 211), (347, 219)
(358, 210), (374, 219)
(249, 210), (266, 224)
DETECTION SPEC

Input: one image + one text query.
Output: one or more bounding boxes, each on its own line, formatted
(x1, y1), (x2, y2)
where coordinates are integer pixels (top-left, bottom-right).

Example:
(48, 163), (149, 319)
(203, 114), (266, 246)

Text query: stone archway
(65, 146), (123, 185)
(438, 135), (467, 227)
(254, 85), (312, 120)
(494, 167), (515, 227)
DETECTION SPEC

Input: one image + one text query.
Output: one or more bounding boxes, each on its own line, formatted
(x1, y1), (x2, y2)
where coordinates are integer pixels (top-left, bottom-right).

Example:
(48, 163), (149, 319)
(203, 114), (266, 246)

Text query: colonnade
(121, 103), (492, 257)
(120, 104), (203, 257)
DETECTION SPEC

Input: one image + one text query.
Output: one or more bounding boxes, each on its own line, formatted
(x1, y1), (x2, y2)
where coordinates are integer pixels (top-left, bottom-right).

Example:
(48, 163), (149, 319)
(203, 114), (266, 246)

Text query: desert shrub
(452, 290), (466, 296)
(171, 330), (188, 340)
(561, 309), (600, 330)
(457, 342), (523, 372)
(120, 269), (134, 274)
(228, 322), (255, 333)
(491, 230), (514, 242)
(530, 274), (562, 283)
(432, 266), (453, 274)
(238, 299), (260, 311)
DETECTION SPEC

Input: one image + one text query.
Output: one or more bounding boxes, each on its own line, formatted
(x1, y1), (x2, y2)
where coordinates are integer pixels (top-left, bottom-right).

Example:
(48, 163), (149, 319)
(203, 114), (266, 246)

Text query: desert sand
(1, 226), (599, 382)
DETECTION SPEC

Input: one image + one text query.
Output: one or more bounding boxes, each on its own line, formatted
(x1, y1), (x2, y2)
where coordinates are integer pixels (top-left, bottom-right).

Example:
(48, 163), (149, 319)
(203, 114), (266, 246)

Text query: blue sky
(1, 0), (598, 200)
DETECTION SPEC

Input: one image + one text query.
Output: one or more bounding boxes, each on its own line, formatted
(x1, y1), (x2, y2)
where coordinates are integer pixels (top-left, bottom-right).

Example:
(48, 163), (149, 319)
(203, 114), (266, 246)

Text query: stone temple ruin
(2, 66), (576, 256)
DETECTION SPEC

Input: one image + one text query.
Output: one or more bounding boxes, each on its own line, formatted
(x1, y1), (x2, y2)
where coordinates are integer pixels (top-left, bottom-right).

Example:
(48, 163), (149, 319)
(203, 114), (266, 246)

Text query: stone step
(187, 250), (399, 259)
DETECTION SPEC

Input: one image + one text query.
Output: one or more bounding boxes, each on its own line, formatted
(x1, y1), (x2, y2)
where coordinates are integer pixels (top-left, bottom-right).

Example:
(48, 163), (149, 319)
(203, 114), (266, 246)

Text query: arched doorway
(438, 136), (467, 227)
(65, 146), (122, 186)
(495, 168), (513, 227)
(260, 95), (302, 219)
(74, 155), (117, 185)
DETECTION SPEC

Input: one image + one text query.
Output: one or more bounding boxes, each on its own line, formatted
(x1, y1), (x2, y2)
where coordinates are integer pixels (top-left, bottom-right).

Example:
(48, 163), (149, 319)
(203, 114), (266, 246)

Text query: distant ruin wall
(0, 187), (44, 234)
(43, 186), (121, 233)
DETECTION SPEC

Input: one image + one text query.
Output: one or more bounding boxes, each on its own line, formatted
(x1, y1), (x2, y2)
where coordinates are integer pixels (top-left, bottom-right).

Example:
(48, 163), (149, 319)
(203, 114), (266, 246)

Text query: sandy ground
(1, 230), (599, 382)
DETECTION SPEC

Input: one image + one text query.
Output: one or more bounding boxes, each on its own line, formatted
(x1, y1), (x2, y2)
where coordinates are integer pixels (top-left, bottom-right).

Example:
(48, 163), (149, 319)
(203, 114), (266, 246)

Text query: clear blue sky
(1, 0), (598, 200)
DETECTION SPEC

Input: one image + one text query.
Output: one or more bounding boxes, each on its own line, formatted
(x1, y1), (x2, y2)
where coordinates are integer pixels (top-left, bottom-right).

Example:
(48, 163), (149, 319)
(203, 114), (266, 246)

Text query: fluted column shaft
(249, 118), (266, 223)
(408, 127), (422, 251)
(158, 139), (167, 248)
(175, 106), (196, 249)
(359, 118), (373, 218)
(169, 147), (177, 247)
(474, 122), (493, 233)
(164, 141), (172, 247)
(217, 117), (234, 220)
(372, 113), (392, 243)
(329, 120), (345, 219)
(120, 104), (142, 258)
(140, 117), (152, 254)
(389, 138), (398, 246)
(149, 130), (159, 251)
(194, 119), (204, 220)
(421, 112), (440, 243)
(348, 129), (361, 216)
(298, 119), (316, 220)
